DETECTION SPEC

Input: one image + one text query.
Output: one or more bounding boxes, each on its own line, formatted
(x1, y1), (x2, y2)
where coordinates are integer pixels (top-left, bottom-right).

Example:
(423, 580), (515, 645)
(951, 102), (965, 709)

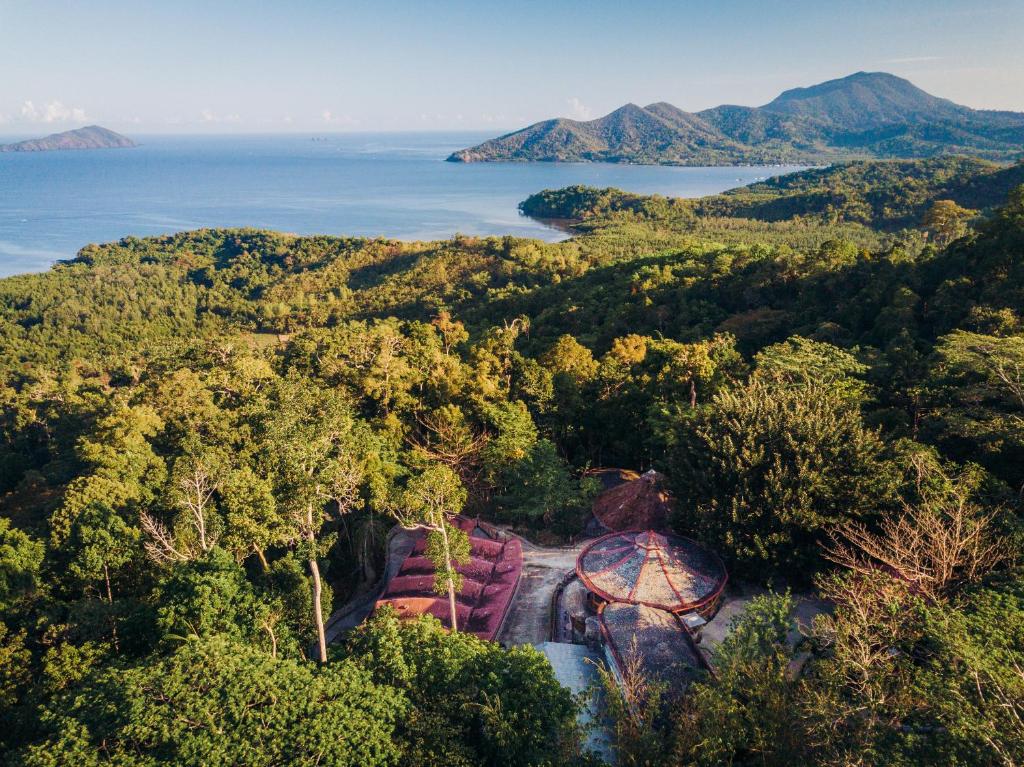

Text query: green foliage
(347, 610), (583, 767)
(425, 521), (470, 596)
(672, 593), (802, 766)
(494, 439), (600, 533)
(151, 548), (294, 655)
(664, 378), (897, 579)
(754, 336), (868, 401)
(15, 635), (405, 767)
(926, 330), (1024, 486)
(66, 503), (139, 597)
(0, 519), (44, 611)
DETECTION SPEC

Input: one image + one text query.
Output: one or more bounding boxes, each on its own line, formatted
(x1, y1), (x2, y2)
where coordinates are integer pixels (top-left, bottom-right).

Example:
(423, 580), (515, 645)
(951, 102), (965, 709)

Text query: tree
(597, 638), (671, 767)
(493, 439), (599, 533)
(929, 330), (1024, 487)
(407, 404), (487, 497)
(67, 504), (140, 650)
(754, 336), (868, 401)
(431, 310), (469, 356)
(672, 593), (803, 767)
(0, 518), (44, 611)
(151, 548), (292, 657)
(801, 571), (929, 765)
(0, 620), (32, 712)
(539, 334), (599, 383)
(257, 378), (369, 663)
(347, 610), (583, 767)
(16, 635), (405, 767)
(52, 404), (166, 545)
(917, 577), (1024, 765)
(665, 378), (896, 578)
(219, 465), (282, 569)
(388, 464), (469, 631)
(824, 458), (1009, 601)
(922, 199), (973, 246)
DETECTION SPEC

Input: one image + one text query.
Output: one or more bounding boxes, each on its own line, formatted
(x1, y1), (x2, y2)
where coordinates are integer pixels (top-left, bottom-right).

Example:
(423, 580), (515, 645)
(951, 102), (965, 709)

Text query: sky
(0, 0), (1021, 135)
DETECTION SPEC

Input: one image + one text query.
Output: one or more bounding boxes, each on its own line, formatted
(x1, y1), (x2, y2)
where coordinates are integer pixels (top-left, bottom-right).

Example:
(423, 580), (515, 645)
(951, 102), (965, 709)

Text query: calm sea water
(0, 132), (802, 277)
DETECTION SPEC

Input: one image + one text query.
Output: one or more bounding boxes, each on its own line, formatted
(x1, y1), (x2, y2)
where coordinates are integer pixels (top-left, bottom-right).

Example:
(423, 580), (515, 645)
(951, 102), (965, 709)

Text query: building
(374, 517), (523, 641)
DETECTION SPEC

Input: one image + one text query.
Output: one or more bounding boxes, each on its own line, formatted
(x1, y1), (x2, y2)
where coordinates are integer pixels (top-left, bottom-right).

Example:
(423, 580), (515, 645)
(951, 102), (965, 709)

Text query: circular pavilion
(576, 530), (727, 617)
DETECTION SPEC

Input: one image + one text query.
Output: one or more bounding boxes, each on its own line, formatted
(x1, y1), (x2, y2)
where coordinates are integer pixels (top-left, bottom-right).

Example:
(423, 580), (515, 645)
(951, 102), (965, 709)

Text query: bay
(0, 131), (802, 277)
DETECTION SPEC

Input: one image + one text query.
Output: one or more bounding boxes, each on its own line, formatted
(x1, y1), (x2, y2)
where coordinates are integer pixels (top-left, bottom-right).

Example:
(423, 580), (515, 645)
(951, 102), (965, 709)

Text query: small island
(0, 125), (137, 153)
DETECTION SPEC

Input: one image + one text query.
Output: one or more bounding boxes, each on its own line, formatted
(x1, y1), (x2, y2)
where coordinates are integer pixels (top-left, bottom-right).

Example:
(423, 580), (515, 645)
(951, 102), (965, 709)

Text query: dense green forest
(2, 157), (1024, 765)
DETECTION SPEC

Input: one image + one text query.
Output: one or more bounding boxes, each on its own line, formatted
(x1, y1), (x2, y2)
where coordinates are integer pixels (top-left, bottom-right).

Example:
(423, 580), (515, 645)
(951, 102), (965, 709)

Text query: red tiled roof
(375, 518), (523, 641)
(577, 530), (727, 613)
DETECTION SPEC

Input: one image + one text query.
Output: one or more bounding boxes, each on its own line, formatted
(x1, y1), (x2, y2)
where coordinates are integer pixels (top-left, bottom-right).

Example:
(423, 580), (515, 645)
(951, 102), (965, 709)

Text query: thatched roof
(599, 602), (708, 691)
(591, 470), (672, 532)
(576, 530), (727, 613)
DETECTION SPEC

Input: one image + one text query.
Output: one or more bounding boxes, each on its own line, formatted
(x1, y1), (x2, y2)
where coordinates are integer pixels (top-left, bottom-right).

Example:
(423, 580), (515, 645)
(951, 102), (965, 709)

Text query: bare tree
(141, 457), (221, 565)
(824, 463), (1009, 601)
(595, 638), (668, 766)
(406, 406), (488, 495)
(174, 462), (220, 552)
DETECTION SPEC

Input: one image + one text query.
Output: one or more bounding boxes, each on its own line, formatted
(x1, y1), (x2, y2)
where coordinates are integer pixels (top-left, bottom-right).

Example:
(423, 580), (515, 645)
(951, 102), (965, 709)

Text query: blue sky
(0, 0), (1021, 134)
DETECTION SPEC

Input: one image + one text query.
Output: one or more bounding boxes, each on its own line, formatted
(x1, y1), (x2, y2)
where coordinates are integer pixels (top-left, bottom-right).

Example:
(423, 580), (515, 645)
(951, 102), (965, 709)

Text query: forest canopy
(2, 159), (1024, 765)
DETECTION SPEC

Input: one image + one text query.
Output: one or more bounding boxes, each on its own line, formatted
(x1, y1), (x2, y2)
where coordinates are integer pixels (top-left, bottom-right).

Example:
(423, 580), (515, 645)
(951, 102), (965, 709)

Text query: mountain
(0, 125), (137, 153)
(449, 72), (1024, 166)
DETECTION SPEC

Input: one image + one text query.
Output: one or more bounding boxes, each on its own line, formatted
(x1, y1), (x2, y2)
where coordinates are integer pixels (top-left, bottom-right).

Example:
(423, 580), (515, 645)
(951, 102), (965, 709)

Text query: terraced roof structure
(599, 602), (708, 692)
(374, 517), (523, 641)
(591, 470), (673, 532)
(576, 530), (727, 614)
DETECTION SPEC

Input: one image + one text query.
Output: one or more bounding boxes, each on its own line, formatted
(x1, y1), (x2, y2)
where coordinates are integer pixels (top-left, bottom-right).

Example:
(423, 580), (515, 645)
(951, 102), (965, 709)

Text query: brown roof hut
(591, 470), (673, 532)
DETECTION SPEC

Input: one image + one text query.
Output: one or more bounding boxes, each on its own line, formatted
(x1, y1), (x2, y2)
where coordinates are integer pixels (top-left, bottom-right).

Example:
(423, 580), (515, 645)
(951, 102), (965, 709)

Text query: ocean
(0, 131), (802, 277)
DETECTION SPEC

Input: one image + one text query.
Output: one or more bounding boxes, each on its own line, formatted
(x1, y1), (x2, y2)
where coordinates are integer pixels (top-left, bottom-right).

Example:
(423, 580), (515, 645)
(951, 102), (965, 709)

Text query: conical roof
(591, 470), (672, 531)
(576, 530), (726, 613)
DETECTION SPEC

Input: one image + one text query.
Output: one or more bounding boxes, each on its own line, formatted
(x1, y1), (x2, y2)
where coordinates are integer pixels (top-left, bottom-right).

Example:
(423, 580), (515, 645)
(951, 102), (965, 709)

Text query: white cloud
(19, 100), (88, 124)
(567, 97), (592, 120)
(322, 110), (358, 126)
(200, 109), (240, 124)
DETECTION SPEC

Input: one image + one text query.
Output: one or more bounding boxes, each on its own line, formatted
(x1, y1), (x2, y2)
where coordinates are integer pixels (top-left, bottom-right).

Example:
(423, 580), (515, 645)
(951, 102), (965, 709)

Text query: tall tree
(258, 376), (369, 663)
(388, 463), (469, 631)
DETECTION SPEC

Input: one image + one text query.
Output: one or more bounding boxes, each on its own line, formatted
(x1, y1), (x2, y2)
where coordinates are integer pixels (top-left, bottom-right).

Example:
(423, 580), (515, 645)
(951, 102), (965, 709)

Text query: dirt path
(496, 537), (592, 647)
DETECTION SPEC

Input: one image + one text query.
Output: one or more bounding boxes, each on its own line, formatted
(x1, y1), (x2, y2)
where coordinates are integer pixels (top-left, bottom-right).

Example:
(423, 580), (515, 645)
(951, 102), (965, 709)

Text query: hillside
(520, 157), (1024, 231)
(0, 125), (137, 152)
(449, 72), (1024, 165)
(2, 159), (1024, 764)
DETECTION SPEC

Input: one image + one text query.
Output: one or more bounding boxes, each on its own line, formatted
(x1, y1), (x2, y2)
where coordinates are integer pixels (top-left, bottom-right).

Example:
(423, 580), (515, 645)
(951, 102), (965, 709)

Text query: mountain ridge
(0, 125), (137, 153)
(449, 72), (1024, 166)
